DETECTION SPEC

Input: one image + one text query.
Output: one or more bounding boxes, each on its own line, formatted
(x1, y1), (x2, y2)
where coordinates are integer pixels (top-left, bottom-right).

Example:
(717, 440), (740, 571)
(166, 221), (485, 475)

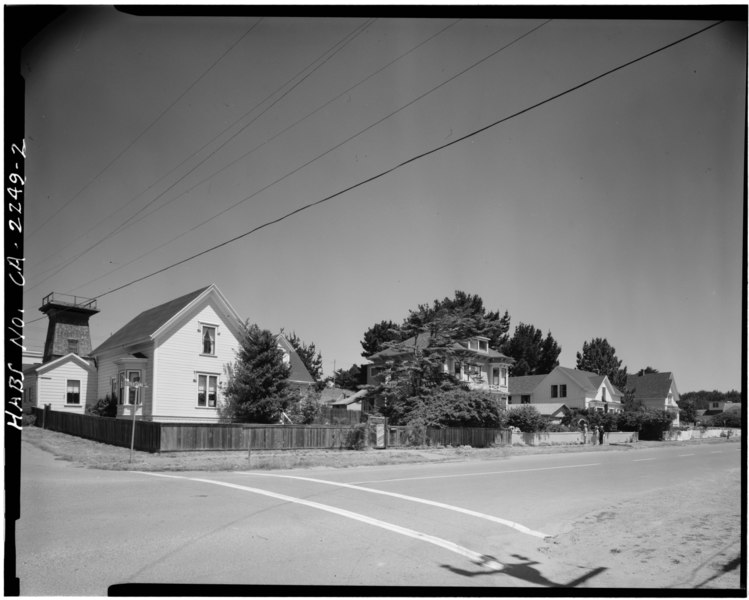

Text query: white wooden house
(90, 285), (245, 423)
(23, 353), (97, 414)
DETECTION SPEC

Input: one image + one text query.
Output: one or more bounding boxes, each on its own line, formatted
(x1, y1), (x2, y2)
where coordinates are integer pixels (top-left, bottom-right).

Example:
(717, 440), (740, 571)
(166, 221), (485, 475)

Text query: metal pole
(129, 392), (137, 463)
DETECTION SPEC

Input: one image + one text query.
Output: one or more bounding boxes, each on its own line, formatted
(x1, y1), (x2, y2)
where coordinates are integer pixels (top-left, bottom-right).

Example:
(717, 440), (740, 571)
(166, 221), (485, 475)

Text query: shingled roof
(625, 372), (676, 401)
(92, 286), (211, 355)
(508, 374), (547, 395)
(369, 332), (512, 362)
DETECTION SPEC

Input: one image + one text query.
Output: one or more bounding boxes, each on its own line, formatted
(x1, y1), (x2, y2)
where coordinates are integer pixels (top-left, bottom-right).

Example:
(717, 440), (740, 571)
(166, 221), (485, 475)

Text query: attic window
(67, 339), (79, 354)
(202, 325), (216, 355)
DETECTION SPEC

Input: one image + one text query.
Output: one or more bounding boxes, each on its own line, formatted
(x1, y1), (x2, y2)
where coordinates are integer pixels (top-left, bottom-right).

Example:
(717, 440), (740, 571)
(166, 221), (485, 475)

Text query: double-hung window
(521, 395), (531, 404)
(551, 385), (558, 398)
(202, 325), (216, 355)
(559, 384), (567, 398)
(118, 370), (142, 405)
(197, 374), (218, 408)
(66, 380), (80, 404)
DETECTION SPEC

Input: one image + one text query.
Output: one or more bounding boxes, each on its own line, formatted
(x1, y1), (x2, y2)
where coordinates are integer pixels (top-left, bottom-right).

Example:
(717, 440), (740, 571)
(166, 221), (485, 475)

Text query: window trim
(201, 324), (217, 356)
(118, 369), (143, 405)
(551, 384), (558, 398)
(66, 379), (81, 405)
(559, 384), (567, 398)
(197, 372), (219, 408)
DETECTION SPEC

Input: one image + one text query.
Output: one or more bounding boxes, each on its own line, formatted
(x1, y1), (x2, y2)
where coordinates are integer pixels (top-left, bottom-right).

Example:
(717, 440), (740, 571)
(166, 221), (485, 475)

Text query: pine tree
(576, 337), (628, 390)
(284, 330), (323, 381)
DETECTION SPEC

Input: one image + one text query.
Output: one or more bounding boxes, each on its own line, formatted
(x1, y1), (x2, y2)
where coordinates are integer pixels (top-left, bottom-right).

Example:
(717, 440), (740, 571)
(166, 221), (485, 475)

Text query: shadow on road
(441, 553), (607, 587)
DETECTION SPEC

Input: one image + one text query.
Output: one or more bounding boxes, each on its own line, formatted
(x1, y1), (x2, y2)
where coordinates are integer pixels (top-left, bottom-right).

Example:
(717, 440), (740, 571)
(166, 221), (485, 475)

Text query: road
(16, 440), (742, 594)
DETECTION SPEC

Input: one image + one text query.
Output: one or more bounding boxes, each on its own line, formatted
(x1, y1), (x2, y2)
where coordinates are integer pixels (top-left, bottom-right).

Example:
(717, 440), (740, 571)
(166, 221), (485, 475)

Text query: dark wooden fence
(31, 407), (161, 452)
(32, 408), (511, 452)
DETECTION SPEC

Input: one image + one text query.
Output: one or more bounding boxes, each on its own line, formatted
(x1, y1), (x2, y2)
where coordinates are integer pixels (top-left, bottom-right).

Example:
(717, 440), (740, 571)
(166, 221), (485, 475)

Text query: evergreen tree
(503, 323), (561, 376)
(333, 364), (363, 390)
(576, 337), (628, 390)
(224, 323), (294, 423)
(360, 320), (403, 358)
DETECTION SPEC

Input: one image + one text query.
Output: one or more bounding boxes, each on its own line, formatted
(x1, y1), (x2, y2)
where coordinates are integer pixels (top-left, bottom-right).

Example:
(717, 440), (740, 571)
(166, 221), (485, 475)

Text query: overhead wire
(25, 17), (264, 240)
(24, 19), (724, 326)
(27, 17), (376, 290)
(49, 19), (462, 294)
(49, 18), (546, 295)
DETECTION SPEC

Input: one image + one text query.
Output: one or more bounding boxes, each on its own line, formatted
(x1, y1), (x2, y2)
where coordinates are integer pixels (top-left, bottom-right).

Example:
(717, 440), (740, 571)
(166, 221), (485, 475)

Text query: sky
(11, 7), (746, 394)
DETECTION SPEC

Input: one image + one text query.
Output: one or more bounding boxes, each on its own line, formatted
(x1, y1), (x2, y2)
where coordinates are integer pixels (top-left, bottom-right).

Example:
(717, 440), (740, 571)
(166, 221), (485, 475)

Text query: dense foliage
(377, 388), (505, 428)
(333, 364), (364, 390)
(576, 337), (628, 389)
(360, 320), (403, 359)
(223, 323), (294, 423)
(502, 323), (561, 376)
(87, 394), (118, 418)
(506, 405), (547, 433)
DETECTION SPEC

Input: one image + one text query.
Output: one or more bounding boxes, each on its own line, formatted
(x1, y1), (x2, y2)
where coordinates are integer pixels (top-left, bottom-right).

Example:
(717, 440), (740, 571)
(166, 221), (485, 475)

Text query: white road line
(678, 454), (696, 457)
(238, 472), (550, 539)
(710, 451), (724, 454)
(633, 458), (656, 462)
(137, 471), (504, 572)
(349, 462), (601, 485)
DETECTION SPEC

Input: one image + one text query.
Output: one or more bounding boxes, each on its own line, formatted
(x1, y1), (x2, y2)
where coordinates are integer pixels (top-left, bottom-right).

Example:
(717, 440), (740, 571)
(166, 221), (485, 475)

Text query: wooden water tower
(39, 292), (99, 363)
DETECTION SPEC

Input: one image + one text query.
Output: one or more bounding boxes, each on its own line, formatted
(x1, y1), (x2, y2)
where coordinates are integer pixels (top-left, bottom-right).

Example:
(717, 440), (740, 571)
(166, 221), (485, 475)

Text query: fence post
(43, 404), (50, 429)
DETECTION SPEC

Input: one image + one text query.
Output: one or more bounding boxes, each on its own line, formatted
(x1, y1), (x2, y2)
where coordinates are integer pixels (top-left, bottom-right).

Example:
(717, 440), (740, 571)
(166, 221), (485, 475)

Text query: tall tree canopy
(283, 330), (323, 381)
(575, 337), (628, 390)
(223, 323), (294, 423)
(502, 323), (561, 376)
(360, 320), (403, 359)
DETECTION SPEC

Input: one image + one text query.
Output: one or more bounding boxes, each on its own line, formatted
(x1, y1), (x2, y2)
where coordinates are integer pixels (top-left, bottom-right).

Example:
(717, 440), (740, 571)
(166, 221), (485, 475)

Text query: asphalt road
(15, 441), (741, 594)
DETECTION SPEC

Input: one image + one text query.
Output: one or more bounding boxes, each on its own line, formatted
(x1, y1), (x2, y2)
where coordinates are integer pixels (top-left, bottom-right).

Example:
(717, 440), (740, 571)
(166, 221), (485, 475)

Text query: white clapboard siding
(37, 358), (97, 412)
(152, 300), (240, 421)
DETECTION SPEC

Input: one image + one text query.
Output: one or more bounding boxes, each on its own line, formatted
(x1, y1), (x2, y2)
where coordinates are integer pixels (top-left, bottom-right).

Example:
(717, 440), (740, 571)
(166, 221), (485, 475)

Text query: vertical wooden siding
(32, 407), (161, 452)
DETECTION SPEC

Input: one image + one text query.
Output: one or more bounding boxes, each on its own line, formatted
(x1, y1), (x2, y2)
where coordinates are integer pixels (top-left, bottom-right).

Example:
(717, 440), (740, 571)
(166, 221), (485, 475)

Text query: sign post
(125, 379), (149, 463)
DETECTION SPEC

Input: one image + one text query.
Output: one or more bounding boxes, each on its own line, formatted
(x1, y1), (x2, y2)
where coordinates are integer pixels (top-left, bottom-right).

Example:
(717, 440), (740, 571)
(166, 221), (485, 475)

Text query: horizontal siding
(153, 300), (240, 420)
(37, 359), (96, 413)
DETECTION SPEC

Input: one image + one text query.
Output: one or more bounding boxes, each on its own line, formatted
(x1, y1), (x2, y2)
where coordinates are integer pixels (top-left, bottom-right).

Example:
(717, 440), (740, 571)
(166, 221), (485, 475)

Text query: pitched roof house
(625, 372), (680, 426)
(365, 332), (513, 402)
(276, 334), (316, 389)
(90, 284), (245, 422)
(509, 366), (624, 414)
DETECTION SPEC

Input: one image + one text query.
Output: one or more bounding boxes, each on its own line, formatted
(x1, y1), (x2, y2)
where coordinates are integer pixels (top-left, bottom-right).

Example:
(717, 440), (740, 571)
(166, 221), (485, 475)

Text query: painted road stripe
(633, 458), (656, 462)
(350, 462), (601, 485)
(239, 472), (550, 539)
(678, 454), (696, 457)
(137, 472), (504, 572)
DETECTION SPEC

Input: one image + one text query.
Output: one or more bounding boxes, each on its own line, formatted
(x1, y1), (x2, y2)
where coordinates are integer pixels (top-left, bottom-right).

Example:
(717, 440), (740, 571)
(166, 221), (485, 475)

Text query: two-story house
(508, 366), (623, 414)
(364, 332), (513, 403)
(625, 372), (681, 426)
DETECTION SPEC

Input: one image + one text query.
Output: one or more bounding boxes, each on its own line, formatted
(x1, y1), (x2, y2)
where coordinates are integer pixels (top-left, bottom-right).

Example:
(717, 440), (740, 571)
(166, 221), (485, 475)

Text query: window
(521, 395), (531, 404)
(551, 385), (558, 398)
(202, 325), (216, 355)
(454, 361), (462, 377)
(560, 384), (567, 398)
(119, 370), (142, 405)
(478, 340), (488, 352)
(197, 374), (218, 408)
(67, 339), (79, 354)
(602, 388), (607, 402)
(66, 380), (80, 404)
(507, 397), (513, 404)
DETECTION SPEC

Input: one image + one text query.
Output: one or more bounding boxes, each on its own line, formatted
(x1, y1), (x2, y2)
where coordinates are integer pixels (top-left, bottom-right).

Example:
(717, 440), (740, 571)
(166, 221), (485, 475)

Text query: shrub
(345, 423), (369, 450)
(546, 423), (570, 432)
(87, 394), (118, 418)
(506, 405), (547, 433)
(617, 408), (674, 440)
(22, 414), (36, 427)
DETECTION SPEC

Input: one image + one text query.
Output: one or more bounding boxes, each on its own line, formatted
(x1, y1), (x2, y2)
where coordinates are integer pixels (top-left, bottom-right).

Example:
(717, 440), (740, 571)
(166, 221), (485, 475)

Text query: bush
(22, 414), (36, 427)
(87, 394), (118, 418)
(545, 423), (570, 432)
(506, 405), (547, 433)
(617, 408), (674, 440)
(345, 423), (369, 450)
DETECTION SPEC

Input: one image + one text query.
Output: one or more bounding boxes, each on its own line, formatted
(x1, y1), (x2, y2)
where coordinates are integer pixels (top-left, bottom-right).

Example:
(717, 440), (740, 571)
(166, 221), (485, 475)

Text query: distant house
(508, 366), (624, 414)
(364, 332), (513, 402)
(276, 334), (316, 390)
(625, 372), (680, 427)
(330, 388), (369, 411)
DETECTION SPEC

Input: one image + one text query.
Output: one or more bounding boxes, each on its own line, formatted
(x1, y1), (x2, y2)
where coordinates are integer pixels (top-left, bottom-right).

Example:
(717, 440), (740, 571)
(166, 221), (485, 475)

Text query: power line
(47, 18), (544, 296)
(25, 19), (724, 325)
(26, 18), (376, 292)
(51, 19), (462, 294)
(25, 18), (264, 240)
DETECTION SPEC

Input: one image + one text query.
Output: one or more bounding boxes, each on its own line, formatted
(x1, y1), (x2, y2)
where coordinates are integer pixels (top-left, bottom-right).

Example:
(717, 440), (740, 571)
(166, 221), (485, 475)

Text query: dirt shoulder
(19, 426), (740, 472)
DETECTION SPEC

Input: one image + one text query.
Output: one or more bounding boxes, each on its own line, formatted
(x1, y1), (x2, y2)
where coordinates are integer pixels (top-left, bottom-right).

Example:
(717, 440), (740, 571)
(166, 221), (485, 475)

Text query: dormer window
(202, 325), (216, 355)
(467, 338), (489, 352)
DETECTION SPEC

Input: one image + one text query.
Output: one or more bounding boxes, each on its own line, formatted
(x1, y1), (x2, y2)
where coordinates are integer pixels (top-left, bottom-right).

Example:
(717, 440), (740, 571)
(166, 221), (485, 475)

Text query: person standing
(591, 425), (598, 445)
(599, 424), (605, 445)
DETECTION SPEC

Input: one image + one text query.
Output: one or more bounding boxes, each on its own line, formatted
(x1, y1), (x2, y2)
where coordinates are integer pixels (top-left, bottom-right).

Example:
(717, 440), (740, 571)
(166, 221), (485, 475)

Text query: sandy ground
(537, 465), (742, 589)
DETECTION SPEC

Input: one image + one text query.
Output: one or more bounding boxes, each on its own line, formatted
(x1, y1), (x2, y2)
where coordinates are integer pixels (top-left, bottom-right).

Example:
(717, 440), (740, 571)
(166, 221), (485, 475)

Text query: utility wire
(27, 18), (376, 291)
(25, 19), (724, 325)
(51, 19), (462, 294)
(49, 18), (544, 295)
(26, 18), (264, 240)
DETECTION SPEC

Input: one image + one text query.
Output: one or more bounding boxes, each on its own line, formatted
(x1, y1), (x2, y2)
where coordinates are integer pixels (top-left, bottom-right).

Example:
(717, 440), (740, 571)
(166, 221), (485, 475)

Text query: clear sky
(15, 7), (746, 393)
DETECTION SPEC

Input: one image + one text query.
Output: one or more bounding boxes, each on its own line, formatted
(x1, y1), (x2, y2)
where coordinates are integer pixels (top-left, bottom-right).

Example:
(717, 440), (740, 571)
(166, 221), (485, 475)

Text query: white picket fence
(663, 427), (741, 442)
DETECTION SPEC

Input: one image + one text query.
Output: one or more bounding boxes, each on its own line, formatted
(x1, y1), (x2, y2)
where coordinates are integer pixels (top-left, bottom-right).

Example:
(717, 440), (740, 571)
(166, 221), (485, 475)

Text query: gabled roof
(508, 374), (548, 395)
(276, 334), (316, 385)
(554, 366), (622, 397)
(319, 386), (354, 404)
(625, 372), (676, 401)
(91, 285), (244, 355)
(508, 402), (570, 417)
(330, 388), (368, 406)
(34, 352), (97, 375)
